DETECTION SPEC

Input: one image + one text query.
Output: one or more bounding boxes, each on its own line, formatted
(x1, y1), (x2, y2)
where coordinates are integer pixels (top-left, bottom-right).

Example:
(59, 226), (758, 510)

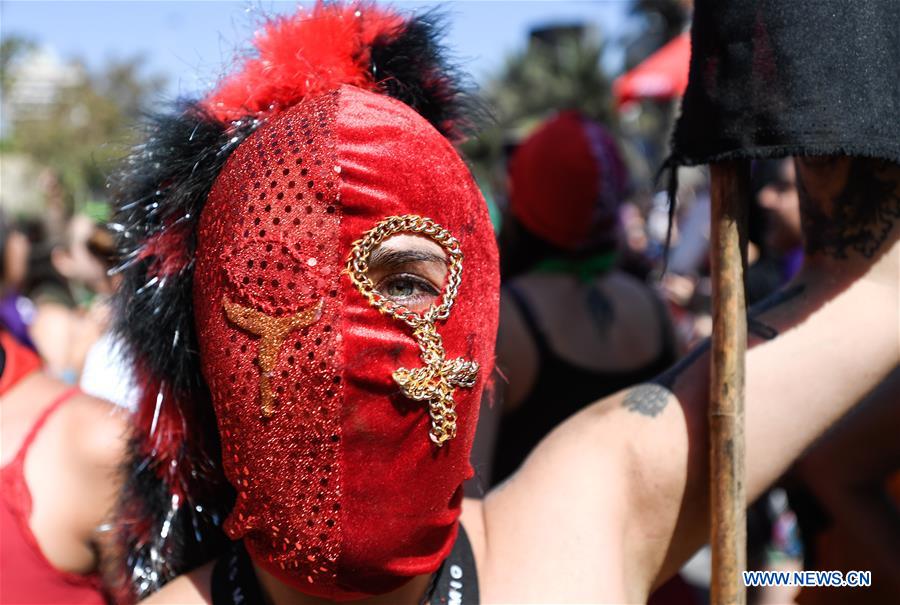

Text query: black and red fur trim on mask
(110, 3), (476, 601)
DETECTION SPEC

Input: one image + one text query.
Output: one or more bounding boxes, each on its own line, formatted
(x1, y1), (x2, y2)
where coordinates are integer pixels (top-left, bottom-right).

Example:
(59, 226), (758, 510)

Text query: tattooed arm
(623, 157), (900, 594)
(480, 158), (900, 604)
(617, 157), (900, 585)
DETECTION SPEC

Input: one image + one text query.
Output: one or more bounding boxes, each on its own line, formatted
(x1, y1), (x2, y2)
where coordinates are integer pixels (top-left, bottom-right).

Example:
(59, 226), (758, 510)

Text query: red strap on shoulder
(0, 330), (41, 395)
(10, 387), (81, 467)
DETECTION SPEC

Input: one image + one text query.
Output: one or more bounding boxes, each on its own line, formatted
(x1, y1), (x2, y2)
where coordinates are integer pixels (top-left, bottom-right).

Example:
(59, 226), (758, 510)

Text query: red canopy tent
(614, 32), (690, 106)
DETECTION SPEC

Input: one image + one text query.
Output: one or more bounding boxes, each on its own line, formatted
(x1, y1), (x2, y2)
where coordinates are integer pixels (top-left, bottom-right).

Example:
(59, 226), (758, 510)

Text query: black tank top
(492, 283), (677, 484)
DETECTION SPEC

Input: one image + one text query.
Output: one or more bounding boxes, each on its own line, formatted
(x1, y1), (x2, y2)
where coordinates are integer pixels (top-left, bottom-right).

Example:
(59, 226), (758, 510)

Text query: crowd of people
(1, 2), (898, 604)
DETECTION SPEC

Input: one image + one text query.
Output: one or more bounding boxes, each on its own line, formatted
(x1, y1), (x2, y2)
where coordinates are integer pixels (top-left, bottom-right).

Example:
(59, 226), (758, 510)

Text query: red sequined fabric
(193, 85), (499, 600)
(195, 91), (345, 591)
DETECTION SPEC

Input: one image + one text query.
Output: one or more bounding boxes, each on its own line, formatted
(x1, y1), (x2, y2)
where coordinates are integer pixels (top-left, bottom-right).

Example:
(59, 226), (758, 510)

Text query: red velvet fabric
(508, 110), (628, 252)
(194, 85), (498, 600)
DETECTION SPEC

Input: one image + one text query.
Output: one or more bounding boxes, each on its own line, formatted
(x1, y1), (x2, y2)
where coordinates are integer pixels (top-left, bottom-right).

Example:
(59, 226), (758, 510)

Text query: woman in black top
(491, 111), (678, 484)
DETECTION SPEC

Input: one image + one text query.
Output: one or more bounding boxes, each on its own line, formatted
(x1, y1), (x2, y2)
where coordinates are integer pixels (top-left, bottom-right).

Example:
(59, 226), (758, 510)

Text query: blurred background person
(17, 215), (79, 377)
(0, 213), (36, 348)
(658, 157), (804, 352)
(492, 110), (679, 485)
(77, 221), (139, 410)
(25, 213), (115, 381)
(0, 327), (126, 603)
(746, 158), (804, 304)
(656, 166), (713, 347)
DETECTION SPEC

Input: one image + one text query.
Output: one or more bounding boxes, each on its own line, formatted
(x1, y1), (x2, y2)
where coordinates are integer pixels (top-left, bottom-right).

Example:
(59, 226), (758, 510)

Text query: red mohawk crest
(204, 2), (405, 122)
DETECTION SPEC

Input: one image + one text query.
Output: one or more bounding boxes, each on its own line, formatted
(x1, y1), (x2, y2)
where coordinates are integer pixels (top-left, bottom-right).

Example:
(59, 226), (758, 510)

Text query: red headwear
(112, 3), (497, 601)
(508, 110), (629, 252)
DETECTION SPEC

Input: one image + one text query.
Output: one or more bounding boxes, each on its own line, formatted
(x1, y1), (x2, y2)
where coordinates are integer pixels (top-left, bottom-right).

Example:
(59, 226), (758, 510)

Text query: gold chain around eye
(347, 215), (463, 327)
(346, 215), (477, 446)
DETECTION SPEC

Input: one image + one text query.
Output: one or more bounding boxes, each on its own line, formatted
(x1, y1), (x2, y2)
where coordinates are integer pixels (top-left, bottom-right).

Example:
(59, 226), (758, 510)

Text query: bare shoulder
(63, 392), (128, 469)
(3, 375), (126, 467)
(53, 392), (129, 544)
(477, 396), (638, 603)
(140, 562), (214, 604)
(460, 497), (486, 564)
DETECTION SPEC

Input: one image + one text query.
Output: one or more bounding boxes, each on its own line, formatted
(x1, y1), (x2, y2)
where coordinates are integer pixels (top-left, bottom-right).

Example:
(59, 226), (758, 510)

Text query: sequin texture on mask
(194, 90), (344, 590)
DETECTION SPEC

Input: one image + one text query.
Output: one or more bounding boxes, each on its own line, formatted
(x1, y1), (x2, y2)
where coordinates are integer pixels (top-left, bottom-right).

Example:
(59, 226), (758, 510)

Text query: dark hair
(498, 214), (561, 281)
(498, 213), (621, 281)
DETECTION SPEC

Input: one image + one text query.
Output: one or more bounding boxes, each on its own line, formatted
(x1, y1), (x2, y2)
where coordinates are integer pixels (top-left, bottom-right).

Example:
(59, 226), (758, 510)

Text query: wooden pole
(709, 161), (750, 605)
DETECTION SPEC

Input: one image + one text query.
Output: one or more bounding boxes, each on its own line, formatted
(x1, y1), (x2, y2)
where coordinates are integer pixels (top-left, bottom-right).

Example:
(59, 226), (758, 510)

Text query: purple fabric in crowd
(0, 293), (35, 350)
(782, 247), (804, 283)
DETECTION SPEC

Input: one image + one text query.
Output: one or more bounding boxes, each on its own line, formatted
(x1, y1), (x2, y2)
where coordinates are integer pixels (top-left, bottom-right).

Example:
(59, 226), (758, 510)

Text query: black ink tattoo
(622, 383), (672, 417)
(585, 285), (614, 332)
(622, 341), (709, 417)
(799, 158), (900, 259)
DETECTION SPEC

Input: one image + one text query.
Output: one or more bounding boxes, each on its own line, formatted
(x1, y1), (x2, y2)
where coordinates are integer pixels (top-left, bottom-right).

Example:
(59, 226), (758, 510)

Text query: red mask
(509, 110), (628, 252)
(193, 84), (498, 599)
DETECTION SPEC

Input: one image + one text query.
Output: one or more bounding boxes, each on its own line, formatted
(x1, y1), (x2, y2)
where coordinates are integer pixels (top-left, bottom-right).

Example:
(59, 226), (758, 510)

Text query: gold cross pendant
(392, 324), (479, 446)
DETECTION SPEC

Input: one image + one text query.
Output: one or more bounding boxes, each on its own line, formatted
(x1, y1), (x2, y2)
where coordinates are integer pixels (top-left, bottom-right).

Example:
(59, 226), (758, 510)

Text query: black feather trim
(112, 104), (256, 399)
(109, 102), (258, 602)
(371, 10), (484, 140)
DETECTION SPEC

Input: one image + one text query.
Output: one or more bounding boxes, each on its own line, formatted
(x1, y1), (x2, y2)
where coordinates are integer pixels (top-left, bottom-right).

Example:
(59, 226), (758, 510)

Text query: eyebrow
(368, 248), (447, 269)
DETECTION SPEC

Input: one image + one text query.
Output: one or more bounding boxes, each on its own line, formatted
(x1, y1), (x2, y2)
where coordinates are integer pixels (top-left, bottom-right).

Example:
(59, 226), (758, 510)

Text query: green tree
(463, 24), (612, 201)
(0, 35), (36, 100)
(489, 26), (611, 128)
(629, 0), (689, 64)
(8, 54), (166, 210)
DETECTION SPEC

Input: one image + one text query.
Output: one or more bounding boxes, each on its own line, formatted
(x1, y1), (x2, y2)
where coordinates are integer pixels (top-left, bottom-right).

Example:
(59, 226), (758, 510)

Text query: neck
(254, 564), (434, 605)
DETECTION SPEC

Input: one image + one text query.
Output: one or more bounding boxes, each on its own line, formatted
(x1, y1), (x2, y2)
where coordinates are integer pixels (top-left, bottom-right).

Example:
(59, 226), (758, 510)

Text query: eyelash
(375, 272), (440, 306)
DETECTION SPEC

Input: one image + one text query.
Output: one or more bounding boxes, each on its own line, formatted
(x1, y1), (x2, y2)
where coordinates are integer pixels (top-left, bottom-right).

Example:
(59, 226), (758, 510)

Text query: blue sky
(2, 1), (634, 97)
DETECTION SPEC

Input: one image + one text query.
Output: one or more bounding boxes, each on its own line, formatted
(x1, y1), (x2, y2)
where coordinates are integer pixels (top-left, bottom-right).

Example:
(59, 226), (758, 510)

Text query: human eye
(375, 272), (440, 310)
(363, 234), (448, 312)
